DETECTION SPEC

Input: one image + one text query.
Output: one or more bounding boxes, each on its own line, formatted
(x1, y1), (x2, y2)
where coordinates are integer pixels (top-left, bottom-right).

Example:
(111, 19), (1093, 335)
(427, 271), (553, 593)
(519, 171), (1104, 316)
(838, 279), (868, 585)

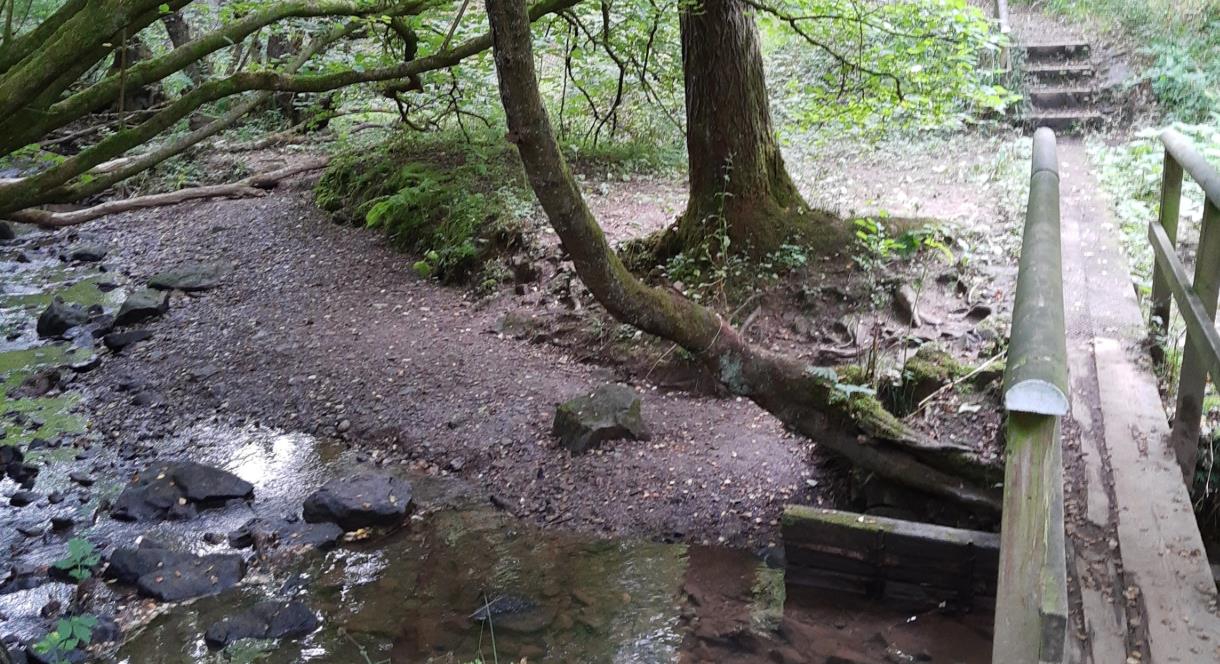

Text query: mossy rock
(552, 384), (651, 454)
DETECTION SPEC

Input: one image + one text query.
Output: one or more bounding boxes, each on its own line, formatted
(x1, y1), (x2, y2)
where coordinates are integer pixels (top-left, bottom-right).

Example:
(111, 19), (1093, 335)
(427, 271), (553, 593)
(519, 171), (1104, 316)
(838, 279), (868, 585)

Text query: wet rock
(171, 462), (254, 503)
(110, 462), (252, 522)
(203, 600), (317, 649)
(67, 244), (106, 263)
(0, 221), (14, 241)
(148, 262), (227, 292)
(8, 491), (38, 507)
(0, 640), (25, 664)
(35, 299), (88, 338)
(68, 472), (94, 487)
(228, 517), (344, 552)
(107, 539), (245, 602)
(49, 516), (74, 531)
(552, 384), (650, 454)
(102, 329), (152, 353)
(470, 594), (555, 634)
(302, 474), (413, 531)
(0, 563), (44, 595)
(6, 463), (38, 487)
(11, 369), (62, 399)
(15, 523), (44, 537)
(114, 288), (168, 327)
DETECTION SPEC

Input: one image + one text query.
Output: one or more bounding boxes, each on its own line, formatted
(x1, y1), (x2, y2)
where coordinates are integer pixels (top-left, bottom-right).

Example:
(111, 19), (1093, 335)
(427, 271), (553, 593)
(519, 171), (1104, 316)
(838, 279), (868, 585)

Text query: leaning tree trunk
(659, 0), (841, 259)
(485, 0), (1000, 512)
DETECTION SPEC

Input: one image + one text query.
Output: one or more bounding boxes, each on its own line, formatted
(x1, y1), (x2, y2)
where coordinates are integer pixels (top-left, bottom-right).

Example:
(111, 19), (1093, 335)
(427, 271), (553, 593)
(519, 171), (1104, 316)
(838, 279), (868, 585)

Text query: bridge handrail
(1148, 128), (1220, 481)
(993, 127), (1069, 664)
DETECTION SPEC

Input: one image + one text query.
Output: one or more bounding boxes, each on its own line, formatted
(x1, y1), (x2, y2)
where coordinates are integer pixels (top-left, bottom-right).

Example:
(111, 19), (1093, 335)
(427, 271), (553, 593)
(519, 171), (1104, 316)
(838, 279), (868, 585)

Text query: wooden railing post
(1150, 153), (1184, 365)
(1169, 199), (1220, 481)
(994, 128), (1068, 664)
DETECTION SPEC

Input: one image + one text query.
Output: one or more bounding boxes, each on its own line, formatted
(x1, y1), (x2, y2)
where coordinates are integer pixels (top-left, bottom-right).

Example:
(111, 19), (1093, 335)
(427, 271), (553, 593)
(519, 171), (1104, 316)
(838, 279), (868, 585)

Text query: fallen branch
(6, 157), (328, 227)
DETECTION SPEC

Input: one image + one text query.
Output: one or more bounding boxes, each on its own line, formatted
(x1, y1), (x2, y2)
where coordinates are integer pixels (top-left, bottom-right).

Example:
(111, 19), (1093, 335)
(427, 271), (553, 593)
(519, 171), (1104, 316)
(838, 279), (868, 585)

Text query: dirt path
(71, 179), (820, 550)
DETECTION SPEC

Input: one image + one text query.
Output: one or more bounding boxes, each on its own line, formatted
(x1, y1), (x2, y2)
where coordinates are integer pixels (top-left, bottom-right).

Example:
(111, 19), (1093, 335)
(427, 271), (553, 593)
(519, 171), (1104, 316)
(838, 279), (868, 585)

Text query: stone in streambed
(302, 474), (412, 531)
(67, 244), (106, 263)
(148, 262), (227, 291)
(35, 298), (88, 338)
(227, 517), (344, 552)
(103, 329), (152, 352)
(107, 539), (244, 602)
(110, 462), (252, 522)
(203, 600), (317, 649)
(552, 384), (650, 454)
(114, 288), (168, 326)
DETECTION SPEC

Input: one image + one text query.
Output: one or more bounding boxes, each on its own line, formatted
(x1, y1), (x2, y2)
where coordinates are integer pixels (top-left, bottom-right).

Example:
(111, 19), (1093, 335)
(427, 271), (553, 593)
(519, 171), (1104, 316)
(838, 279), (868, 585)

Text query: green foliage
(1090, 121), (1220, 293)
(764, 0), (1018, 137)
(315, 131), (534, 282)
(852, 215), (953, 266)
(33, 614), (98, 664)
(1031, 0), (1220, 122)
(52, 537), (101, 583)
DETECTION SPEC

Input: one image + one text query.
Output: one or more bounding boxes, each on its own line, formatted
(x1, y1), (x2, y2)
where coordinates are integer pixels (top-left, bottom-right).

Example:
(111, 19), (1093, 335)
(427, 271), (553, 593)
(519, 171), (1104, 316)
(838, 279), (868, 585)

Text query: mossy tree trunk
(485, 0), (1000, 513)
(661, 0), (841, 259)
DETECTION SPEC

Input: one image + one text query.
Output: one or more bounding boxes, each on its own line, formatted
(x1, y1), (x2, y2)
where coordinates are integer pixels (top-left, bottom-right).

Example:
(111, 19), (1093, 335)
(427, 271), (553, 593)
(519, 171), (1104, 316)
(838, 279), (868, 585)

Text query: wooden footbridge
(781, 128), (1220, 662)
(779, 3), (1220, 661)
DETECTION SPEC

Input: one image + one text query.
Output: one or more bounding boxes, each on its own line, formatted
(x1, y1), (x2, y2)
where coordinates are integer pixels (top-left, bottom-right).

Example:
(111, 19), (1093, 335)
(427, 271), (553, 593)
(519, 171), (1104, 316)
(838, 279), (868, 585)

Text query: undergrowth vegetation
(315, 131), (535, 282)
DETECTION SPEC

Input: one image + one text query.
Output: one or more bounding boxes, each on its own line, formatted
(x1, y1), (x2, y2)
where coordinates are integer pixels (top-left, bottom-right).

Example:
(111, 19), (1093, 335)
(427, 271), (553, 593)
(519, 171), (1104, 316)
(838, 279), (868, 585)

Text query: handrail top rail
(1161, 128), (1220, 208)
(1032, 127), (1059, 180)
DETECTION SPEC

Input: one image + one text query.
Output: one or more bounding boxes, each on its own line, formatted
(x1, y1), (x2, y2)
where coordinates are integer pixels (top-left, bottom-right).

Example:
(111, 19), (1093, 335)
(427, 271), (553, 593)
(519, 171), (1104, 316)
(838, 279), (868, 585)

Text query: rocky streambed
(1, 220), (993, 663)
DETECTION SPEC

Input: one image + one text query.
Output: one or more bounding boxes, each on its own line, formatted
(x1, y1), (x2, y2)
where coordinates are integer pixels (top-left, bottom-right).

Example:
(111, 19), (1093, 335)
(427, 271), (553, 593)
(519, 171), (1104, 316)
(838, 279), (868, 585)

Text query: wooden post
(1169, 199), (1220, 482)
(994, 128), (1068, 664)
(1150, 153), (1184, 365)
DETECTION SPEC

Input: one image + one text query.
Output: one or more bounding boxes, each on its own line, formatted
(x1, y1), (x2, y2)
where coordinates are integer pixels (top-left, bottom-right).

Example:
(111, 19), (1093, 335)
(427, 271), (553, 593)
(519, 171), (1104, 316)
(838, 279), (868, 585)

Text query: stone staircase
(1022, 42), (1101, 134)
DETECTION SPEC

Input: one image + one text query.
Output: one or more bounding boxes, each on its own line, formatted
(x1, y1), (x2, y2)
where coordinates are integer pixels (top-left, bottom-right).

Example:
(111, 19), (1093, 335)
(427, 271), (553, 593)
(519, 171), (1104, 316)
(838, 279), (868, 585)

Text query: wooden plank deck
(1056, 141), (1220, 662)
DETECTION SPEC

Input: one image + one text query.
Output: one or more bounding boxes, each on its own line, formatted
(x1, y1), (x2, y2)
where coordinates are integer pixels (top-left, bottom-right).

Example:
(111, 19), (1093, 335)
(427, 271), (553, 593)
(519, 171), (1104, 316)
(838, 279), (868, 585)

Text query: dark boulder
(470, 594), (556, 634)
(8, 491), (38, 507)
(107, 539), (245, 602)
(35, 299), (88, 338)
(203, 600), (317, 649)
(67, 244), (106, 263)
(102, 329), (152, 352)
(110, 462), (252, 522)
(552, 384), (650, 454)
(148, 262), (227, 292)
(0, 221), (14, 241)
(302, 474), (413, 531)
(228, 517), (344, 552)
(114, 288), (168, 327)
(171, 462), (253, 503)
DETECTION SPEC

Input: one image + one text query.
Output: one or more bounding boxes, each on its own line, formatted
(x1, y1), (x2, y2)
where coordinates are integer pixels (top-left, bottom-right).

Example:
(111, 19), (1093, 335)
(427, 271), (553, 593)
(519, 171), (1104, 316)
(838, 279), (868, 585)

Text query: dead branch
(6, 157), (328, 227)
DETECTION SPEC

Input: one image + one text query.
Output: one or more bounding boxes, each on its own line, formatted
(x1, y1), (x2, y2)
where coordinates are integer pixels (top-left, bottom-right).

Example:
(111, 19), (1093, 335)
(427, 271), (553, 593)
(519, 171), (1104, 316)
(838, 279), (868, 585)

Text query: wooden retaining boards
(781, 506), (999, 608)
(994, 128), (1069, 664)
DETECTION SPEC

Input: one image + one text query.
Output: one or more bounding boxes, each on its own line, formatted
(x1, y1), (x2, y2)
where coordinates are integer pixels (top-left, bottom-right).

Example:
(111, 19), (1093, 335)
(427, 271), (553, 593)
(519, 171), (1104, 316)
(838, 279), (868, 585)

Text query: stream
(1, 225), (993, 663)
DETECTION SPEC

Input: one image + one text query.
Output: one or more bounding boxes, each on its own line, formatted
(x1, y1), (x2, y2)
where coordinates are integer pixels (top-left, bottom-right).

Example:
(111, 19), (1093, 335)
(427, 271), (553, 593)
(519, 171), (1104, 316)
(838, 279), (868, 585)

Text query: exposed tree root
(6, 158), (328, 227)
(486, 1), (1001, 513)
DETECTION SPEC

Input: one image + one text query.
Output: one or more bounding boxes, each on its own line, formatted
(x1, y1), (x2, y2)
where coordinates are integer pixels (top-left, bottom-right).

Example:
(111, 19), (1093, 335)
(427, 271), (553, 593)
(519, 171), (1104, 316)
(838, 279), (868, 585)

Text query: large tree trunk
(160, 10), (204, 86)
(484, 0), (1000, 513)
(659, 0), (842, 259)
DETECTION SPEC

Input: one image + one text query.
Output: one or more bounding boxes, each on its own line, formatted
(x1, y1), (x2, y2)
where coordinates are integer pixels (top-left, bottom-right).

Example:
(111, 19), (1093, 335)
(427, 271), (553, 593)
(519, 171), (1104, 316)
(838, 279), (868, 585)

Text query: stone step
(1028, 87), (1096, 110)
(1023, 42), (1091, 62)
(1026, 63), (1095, 84)
(1026, 111), (1103, 134)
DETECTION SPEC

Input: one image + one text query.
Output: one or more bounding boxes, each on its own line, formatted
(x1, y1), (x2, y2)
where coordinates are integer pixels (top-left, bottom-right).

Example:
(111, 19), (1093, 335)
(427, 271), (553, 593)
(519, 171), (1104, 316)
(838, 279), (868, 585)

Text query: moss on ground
(315, 133), (534, 282)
